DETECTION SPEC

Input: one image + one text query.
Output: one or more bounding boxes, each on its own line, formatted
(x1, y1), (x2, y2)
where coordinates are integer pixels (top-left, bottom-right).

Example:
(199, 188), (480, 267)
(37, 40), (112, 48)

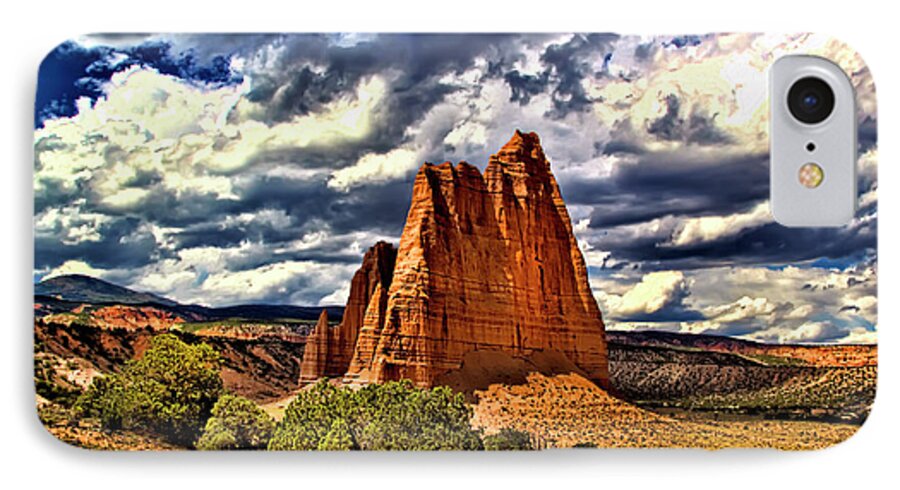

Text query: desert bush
(318, 419), (354, 450)
(267, 381), (357, 450)
(75, 334), (223, 446)
(483, 428), (533, 450)
(268, 380), (483, 450)
(197, 394), (275, 450)
(34, 357), (81, 407)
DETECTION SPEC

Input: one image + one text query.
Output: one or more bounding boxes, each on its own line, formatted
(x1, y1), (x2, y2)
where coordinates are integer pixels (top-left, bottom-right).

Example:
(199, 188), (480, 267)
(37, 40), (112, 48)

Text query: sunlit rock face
(302, 131), (609, 389)
(299, 242), (396, 384)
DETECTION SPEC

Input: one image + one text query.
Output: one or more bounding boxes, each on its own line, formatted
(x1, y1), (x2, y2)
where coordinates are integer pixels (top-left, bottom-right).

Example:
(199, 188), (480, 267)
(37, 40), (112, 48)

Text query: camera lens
(787, 77), (835, 124)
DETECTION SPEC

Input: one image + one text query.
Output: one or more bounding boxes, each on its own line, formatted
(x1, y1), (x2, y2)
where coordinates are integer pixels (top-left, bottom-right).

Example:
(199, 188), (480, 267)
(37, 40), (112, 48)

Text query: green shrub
(318, 419), (354, 450)
(268, 380), (483, 451)
(483, 428), (533, 450)
(267, 381), (357, 450)
(75, 334), (223, 446)
(197, 394), (275, 450)
(73, 375), (122, 428)
(34, 357), (81, 407)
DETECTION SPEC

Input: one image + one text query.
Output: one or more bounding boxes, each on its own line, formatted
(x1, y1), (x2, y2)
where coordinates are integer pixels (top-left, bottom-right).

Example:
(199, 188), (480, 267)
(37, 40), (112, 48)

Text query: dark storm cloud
(33, 176), (83, 215)
(563, 143), (876, 271)
(187, 32), (621, 178)
(539, 34), (618, 118)
(859, 116), (877, 152)
(249, 65), (348, 119)
(173, 221), (380, 270)
(633, 41), (657, 61)
(165, 173), (412, 255)
(601, 119), (646, 156)
(326, 179), (413, 236)
(597, 214), (875, 272)
(238, 171), (412, 237)
(503, 70), (548, 105)
(618, 307), (705, 323)
(237, 176), (332, 219)
(131, 191), (248, 228)
(250, 34), (520, 121)
(34, 217), (158, 270)
(159, 34), (283, 64)
(36, 40), (243, 127)
(217, 34), (549, 169)
(562, 151), (770, 228)
(614, 288), (705, 322)
(646, 94), (731, 145)
(246, 32), (621, 125)
(173, 225), (252, 251)
(663, 35), (704, 49)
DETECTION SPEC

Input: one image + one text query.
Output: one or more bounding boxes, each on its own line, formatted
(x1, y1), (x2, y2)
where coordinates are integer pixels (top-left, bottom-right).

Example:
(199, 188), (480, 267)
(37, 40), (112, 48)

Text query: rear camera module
(787, 77), (835, 124)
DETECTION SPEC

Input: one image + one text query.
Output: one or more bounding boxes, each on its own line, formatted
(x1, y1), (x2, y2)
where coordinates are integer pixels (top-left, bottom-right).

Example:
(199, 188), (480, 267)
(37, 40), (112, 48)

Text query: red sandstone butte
(300, 131), (609, 388)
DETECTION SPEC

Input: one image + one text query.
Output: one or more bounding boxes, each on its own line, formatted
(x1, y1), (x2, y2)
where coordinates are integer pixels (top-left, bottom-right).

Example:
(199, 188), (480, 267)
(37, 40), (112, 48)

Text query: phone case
(33, 33), (876, 451)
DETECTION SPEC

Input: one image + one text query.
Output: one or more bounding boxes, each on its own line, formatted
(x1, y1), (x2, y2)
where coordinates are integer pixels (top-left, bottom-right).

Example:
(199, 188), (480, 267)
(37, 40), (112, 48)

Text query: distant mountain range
(34, 274), (343, 322)
(35, 275), (177, 306)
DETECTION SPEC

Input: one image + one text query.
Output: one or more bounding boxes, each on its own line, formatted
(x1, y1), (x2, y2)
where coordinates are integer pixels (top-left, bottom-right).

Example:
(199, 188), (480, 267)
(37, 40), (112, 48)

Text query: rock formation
(298, 310), (331, 384)
(300, 131), (609, 389)
(298, 242), (396, 383)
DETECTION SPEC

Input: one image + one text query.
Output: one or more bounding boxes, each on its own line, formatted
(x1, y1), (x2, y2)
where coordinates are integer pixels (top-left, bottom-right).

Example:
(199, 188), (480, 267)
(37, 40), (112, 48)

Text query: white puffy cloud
(109, 224), (400, 307)
(127, 238), (359, 307)
(596, 271), (688, 318)
(838, 327), (878, 345)
(221, 208), (293, 229)
(197, 260), (349, 306)
(34, 202), (112, 245)
(318, 282), (352, 306)
(34, 66), (389, 212)
(328, 147), (420, 192)
(746, 320), (853, 345)
(666, 202), (772, 248)
(44, 260), (108, 280)
(594, 262), (876, 344)
(702, 296), (780, 324)
(782, 321), (845, 343)
(692, 264), (876, 343)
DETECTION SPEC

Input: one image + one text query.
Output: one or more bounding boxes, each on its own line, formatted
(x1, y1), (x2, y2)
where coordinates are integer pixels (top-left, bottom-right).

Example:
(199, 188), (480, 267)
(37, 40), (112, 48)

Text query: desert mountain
(35, 275), (177, 307)
(301, 131), (609, 388)
(35, 274), (343, 322)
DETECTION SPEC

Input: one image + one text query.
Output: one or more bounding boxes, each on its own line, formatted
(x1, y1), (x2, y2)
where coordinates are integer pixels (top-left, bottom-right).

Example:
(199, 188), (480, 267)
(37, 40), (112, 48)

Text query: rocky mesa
(300, 131), (609, 388)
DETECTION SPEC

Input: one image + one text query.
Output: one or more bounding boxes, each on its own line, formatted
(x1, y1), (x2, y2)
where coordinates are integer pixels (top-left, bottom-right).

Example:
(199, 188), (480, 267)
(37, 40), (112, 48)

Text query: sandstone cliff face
(298, 242), (397, 383)
(331, 131), (608, 388)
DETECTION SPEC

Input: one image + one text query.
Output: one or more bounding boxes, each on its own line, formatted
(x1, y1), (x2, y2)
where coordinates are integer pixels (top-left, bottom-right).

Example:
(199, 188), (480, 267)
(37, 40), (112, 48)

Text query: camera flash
(798, 162), (824, 188)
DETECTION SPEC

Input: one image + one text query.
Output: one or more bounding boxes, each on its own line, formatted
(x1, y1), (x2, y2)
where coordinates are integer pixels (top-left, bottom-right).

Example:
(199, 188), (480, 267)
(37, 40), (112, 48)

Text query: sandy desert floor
(471, 372), (861, 450)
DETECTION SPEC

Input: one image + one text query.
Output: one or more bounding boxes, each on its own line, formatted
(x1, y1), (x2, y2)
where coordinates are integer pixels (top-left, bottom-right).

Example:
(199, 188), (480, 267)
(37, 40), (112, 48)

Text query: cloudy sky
(33, 33), (876, 344)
